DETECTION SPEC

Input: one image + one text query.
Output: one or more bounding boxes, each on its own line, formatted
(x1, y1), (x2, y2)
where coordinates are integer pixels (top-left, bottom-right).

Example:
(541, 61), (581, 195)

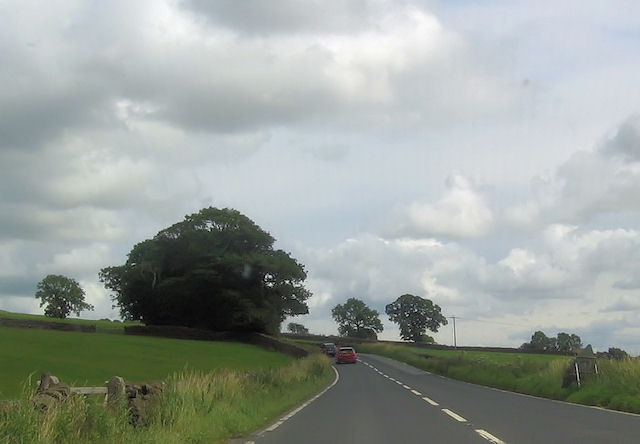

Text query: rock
(32, 374), (70, 410)
(125, 381), (165, 426)
(106, 376), (126, 405)
(37, 373), (60, 393)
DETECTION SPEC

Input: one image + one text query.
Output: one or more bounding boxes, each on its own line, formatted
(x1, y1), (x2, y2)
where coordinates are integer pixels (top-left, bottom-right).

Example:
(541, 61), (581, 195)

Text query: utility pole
(450, 316), (457, 349)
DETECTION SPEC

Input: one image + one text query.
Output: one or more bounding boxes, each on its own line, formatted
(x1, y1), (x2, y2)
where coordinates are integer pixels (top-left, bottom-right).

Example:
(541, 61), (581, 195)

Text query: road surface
(241, 353), (640, 443)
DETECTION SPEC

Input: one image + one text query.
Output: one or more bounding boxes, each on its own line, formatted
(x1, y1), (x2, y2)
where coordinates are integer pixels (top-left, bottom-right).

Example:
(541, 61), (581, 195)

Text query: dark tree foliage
(556, 332), (583, 353)
(287, 322), (309, 335)
(331, 298), (383, 339)
(520, 330), (582, 354)
(385, 294), (447, 342)
(35, 274), (94, 319)
(99, 207), (311, 334)
(605, 347), (630, 360)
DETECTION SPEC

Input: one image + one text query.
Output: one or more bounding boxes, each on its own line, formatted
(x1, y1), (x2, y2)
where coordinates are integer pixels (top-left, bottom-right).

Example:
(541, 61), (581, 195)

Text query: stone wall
(124, 326), (308, 358)
(0, 317), (96, 333)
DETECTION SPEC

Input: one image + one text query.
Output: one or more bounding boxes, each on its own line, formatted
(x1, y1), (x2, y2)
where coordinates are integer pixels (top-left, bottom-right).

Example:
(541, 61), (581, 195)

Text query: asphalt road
(243, 353), (640, 444)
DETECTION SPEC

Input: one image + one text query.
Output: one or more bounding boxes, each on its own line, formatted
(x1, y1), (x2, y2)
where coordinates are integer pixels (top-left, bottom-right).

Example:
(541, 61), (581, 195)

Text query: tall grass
(360, 343), (640, 414)
(567, 358), (640, 413)
(0, 354), (333, 444)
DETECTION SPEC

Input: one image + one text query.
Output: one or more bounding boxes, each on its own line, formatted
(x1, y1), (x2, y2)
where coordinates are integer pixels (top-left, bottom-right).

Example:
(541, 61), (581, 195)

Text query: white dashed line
(442, 409), (467, 422)
(361, 359), (505, 444)
(422, 396), (439, 406)
(475, 429), (506, 443)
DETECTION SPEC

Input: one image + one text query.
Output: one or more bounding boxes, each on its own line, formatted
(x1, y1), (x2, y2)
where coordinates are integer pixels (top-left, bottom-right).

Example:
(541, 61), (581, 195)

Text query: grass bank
(0, 354), (334, 443)
(359, 343), (640, 413)
(0, 327), (292, 399)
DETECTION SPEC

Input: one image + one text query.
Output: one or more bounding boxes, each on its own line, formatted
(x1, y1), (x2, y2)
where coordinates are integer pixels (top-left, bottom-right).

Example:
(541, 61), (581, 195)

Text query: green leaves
(35, 274), (94, 318)
(331, 298), (383, 339)
(99, 207), (311, 334)
(385, 294), (447, 342)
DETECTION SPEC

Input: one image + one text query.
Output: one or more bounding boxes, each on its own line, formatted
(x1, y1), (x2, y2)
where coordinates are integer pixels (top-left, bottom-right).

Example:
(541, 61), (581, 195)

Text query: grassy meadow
(358, 342), (640, 413)
(0, 326), (293, 400)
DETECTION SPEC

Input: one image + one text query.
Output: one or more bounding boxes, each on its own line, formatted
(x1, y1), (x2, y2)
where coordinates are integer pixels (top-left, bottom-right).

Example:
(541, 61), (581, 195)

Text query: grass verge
(358, 342), (640, 414)
(0, 354), (334, 444)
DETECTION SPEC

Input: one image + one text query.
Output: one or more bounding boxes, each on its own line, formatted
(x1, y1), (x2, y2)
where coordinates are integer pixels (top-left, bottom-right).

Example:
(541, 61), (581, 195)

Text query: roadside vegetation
(358, 342), (640, 413)
(0, 353), (334, 444)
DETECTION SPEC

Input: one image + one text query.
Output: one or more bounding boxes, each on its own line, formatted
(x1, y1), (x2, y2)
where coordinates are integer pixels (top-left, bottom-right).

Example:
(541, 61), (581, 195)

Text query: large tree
(331, 298), (383, 339)
(385, 294), (447, 342)
(99, 207), (311, 334)
(35, 274), (94, 319)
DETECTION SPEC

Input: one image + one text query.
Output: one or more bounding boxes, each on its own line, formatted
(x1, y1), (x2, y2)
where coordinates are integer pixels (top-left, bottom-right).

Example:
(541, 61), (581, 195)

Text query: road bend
(243, 353), (640, 444)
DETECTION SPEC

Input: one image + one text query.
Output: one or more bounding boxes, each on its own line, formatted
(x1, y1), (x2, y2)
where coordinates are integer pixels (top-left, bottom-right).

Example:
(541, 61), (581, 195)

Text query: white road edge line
(422, 396), (439, 406)
(442, 409), (467, 422)
(257, 365), (340, 436)
(475, 429), (506, 444)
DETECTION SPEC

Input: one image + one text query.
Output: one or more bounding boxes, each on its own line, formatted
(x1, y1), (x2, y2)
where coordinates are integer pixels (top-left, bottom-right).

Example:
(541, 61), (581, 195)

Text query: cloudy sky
(2, 0), (640, 353)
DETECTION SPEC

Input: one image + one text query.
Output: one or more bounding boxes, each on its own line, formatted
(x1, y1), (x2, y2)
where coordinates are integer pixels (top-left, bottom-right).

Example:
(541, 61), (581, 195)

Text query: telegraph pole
(450, 316), (457, 349)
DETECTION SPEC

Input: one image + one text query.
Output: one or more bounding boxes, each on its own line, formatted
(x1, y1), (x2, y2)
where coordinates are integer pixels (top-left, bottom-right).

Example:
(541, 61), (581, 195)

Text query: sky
(2, 0), (640, 353)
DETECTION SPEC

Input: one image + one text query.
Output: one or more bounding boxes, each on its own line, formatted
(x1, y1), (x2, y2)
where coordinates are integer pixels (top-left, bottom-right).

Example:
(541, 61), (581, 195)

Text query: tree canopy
(287, 322), (309, 335)
(385, 294), (447, 342)
(331, 298), (383, 339)
(35, 274), (94, 318)
(99, 207), (311, 334)
(520, 330), (582, 354)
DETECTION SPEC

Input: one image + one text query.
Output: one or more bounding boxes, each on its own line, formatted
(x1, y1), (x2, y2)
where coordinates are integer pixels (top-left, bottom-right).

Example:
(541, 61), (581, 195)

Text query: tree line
(520, 330), (583, 353)
(330, 294), (448, 342)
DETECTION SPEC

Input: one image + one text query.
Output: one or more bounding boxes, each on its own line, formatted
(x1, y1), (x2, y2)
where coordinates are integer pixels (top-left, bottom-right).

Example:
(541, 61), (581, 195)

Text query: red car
(336, 347), (357, 364)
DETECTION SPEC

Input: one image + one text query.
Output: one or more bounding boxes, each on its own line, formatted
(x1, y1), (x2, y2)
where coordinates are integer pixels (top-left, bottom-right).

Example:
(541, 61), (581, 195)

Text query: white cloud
(396, 174), (494, 239)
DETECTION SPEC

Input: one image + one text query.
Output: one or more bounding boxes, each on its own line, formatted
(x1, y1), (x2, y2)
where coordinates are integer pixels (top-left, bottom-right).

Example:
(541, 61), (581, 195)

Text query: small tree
(287, 322), (309, 335)
(35, 275), (94, 319)
(385, 294), (447, 342)
(331, 298), (383, 339)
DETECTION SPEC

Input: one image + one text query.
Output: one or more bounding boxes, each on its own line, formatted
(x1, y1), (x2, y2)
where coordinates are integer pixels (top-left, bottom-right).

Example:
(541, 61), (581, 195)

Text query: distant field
(0, 326), (293, 399)
(0, 309), (140, 333)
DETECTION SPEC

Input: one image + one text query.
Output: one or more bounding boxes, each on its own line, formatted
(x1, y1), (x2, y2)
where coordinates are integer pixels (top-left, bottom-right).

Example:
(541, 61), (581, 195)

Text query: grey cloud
(183, 0), (373, 36)
(601, 116), (640, 161)
(613, 278), (640, 290)
(506, 116), (640, 228)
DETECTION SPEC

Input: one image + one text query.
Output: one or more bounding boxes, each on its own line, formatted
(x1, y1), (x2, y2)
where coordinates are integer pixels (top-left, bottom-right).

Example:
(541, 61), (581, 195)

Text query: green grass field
(0, 326), (293, 399)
